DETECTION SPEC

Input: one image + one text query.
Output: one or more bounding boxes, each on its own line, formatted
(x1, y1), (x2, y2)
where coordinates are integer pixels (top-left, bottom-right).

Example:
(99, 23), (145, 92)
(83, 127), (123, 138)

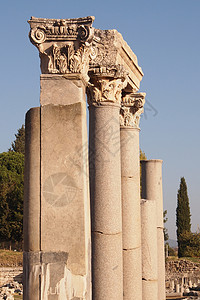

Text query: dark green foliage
(176, 177), (191, 257)
(140, 149), (147, 195)
(168, 246), (176, 257)
(0, 152), (24, 243)
(179, 231), (200, 257)
(163, 210), (169, 242)
(165, 242), (177, 257)
(9, 125), (25, 155)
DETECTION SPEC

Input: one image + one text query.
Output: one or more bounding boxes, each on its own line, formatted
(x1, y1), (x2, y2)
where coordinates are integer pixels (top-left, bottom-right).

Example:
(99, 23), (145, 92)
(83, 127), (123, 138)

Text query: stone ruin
(23, 16), (166, 300)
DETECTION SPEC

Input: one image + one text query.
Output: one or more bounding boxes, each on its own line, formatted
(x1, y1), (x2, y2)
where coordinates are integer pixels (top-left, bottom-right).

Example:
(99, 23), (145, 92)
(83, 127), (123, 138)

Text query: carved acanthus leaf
(28, 16), (94, 81)
(87, 78), (125, 105)
(39, 43), (90, 80)
(120, 92), (145, 128)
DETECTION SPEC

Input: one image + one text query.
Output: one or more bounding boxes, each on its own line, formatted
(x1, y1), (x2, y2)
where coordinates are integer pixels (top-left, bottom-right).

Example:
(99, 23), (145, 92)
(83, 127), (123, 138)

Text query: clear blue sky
(0, 0), (200, 240)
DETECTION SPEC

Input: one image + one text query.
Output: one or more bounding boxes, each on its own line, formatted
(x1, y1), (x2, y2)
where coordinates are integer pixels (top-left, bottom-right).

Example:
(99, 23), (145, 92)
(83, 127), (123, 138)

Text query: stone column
(87, 66), (127, 300)
(175, 283), (180, 293)
(120, 92), (145, 300)
(141, 160), (166, 300)
(23, 108), (41, 300)
(141, 199), (158, 300)
(24, 16), (94, 300)
(171, 279), (175, 291)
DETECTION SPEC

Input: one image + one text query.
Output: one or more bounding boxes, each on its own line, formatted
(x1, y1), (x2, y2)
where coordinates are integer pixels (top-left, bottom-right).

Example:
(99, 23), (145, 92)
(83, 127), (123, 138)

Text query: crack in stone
(93, 230), (122, 236)
(142, 278), (158, 282)
(123, 246), (140, 251)
(142, 277), (147, 281)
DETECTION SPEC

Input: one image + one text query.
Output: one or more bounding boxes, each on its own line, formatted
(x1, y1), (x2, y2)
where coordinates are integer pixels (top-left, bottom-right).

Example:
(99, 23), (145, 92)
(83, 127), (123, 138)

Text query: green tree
(176, 177), (191, 257)
(9, 125), (25, 155)
(163, 210), (169, 242)
(179, 231), (200, 257)
(0, 152), (24, 243)
(140, 149), (147, 195)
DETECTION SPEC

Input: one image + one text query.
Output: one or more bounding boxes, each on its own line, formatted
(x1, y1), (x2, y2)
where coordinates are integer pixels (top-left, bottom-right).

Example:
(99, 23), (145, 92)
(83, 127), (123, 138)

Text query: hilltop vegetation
(0, 126), (25, 247)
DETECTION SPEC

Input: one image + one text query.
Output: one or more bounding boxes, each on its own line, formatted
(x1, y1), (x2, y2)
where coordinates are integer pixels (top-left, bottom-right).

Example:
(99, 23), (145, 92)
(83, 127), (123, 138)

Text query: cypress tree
(140, 149), (147, 195)
(176, 177), (191, 257)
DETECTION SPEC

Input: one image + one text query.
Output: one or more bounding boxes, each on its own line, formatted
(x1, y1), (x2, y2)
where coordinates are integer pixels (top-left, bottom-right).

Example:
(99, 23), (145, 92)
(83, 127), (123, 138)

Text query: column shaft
(120, 127), (142, 300)
(141, 199), (158, 300)
(23, 108), (40, 300)
(141, 160), (166, 300)
(89, 104), (123, 300)
(24, 108), (41, 251)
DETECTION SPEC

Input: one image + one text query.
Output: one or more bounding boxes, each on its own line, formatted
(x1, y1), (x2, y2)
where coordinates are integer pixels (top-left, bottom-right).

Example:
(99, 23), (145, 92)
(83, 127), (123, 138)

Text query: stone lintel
(28, 16), (145, 104)
(89, 29), (144, 92)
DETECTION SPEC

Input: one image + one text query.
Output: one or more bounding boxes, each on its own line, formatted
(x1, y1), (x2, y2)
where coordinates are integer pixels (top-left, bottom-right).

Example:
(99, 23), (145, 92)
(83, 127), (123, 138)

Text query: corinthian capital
(120, 92), (145, 128)
(28, 16), (94, 82)
(86, 65), (128, 106)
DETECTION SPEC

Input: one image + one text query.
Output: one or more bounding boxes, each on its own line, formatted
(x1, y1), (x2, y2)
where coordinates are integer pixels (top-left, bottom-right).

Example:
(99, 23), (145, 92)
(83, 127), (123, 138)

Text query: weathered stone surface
(87, 74), (127, 106)
(28, 16), (95, 83)
(141, 199), (158, 279)
(28, 16), (94, 45)
(88, 69), (124, 299)
(123, 249), (142, 299)
(23, 252), (40, 300)
(41, 103), (90, 276)
(24, 101), (91, 300)
(28, 16), (144, 90)
(89, 103), (122, 234)
(40, 74), (86, 106)
(23, 251), (88, 299)
(121, 128), (141, 249)
(141, 160), (166, 300)
(141, 199), (158, 300)
(141, 160), (163, 226)
(121, 127), (142, 300)
(92, 232), (123, 300)
(23, 108), (40, 252)
(89, 29), (144, 92)
(142, 280), (158, 300)
(120, 92), (145, 128)
(157, 228), (166, 300)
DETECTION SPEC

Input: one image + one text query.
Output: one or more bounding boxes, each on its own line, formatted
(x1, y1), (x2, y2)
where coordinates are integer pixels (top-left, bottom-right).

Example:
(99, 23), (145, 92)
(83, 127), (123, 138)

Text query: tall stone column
(23, 108), (41, 300)
(141, 199), (158, 300)
(24, 16), (94, 300)
(87, 67), (127, 300)
(141, 160), (166, 300)
(120, 92), (145, 300)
